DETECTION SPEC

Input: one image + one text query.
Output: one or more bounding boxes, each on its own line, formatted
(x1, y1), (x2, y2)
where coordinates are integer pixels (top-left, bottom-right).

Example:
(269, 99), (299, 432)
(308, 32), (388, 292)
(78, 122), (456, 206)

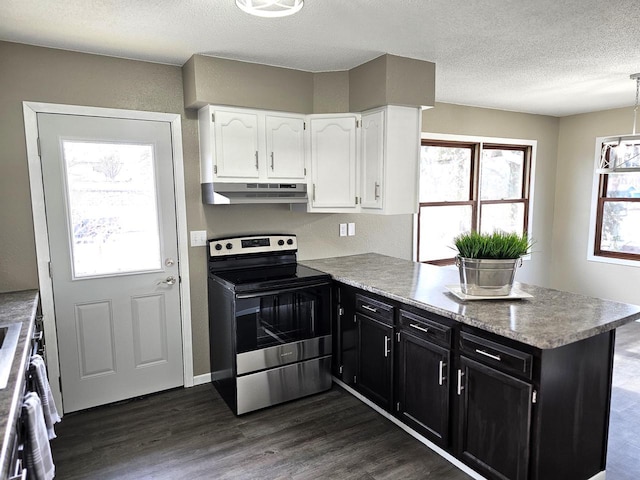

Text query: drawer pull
(384, 335), (390, 357)
(438, 360), (446, 386)
(457, 369), (464, 395)
(409, 323), (429, 334)
(475, 349), (502, 361)
(362, 304), (378, 313)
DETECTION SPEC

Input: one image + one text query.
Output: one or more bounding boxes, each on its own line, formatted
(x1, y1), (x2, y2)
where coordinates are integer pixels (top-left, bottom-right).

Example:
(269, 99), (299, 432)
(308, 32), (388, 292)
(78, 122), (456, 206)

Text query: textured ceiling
(2, 0), (640, 117)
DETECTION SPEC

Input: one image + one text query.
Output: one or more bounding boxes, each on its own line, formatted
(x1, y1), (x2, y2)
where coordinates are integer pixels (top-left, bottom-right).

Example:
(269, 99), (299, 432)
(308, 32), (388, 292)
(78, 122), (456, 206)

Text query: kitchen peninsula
(302, 253), (640, 480)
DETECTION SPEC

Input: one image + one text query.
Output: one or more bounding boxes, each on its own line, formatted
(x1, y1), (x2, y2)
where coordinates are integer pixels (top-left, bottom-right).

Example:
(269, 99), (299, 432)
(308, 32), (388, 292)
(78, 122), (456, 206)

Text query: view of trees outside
(62, 141), (162, 278)
(600, 170), (640, 254)
(419, 144), (528, 262)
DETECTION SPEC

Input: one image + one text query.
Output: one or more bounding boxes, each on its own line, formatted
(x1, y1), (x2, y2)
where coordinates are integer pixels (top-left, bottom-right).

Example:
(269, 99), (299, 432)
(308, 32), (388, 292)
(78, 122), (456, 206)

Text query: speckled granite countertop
(0, 290), (39, 479)
(301, 253), (640, 350)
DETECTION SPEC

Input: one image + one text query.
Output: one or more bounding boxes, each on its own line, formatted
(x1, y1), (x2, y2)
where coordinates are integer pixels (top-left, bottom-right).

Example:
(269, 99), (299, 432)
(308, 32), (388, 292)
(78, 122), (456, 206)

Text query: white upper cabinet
(360, 106), (421, 215)
(360, 109), (385, 210)
(307, 114), (360, 212)
(198, 105), (306, 184)
(265, 114), (306, 179)
(214, 109), (260, 178)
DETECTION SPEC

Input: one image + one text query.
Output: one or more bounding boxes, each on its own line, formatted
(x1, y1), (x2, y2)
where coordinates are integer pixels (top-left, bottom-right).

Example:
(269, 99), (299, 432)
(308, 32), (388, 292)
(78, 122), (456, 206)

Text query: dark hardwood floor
(51, 321), (640, 480)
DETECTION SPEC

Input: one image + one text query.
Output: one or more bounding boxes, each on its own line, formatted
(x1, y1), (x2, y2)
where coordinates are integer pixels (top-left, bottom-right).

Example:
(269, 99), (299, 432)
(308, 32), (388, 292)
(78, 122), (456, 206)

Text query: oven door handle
(235, 281), (331, 299)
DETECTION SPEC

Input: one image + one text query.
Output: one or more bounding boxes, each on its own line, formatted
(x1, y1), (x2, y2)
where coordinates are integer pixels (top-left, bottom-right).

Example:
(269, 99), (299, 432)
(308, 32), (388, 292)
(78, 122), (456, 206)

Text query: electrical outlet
(348, 223), (356, 236)
(190, 230), (207, 247)
(339, 223), (347, 237)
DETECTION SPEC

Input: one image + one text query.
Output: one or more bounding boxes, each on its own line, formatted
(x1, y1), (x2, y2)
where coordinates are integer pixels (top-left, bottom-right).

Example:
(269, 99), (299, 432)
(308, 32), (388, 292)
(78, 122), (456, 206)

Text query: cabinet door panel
(310, 116), (357, 208)
(266, 115), (305, 179)
(360, 110), (384, 209)
(215, 110), (260, 178)
(357, 313), (392, 409)
(398, 332), (450, 446)
(458, 356), (532, 480)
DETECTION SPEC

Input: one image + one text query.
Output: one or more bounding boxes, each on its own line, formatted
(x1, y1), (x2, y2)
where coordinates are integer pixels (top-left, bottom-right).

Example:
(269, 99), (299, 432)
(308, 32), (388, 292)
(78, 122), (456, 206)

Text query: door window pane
(480, 149), (524, 200)
(480, 203), (525, 235)
(420, 146), (472, 202)
(600, 201), (640, 254)
(62, 141), (162, 278)
(419, 205), (473, 261)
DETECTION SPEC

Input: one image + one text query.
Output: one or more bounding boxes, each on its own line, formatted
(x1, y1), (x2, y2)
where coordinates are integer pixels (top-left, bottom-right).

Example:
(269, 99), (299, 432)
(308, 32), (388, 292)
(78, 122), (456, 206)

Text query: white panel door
(265, 114), (306, 179)
(361, 110), (385, 209)
(38, 113), (184, 413)
(214, 109), (260, 178)
(309, 115), (358, 208)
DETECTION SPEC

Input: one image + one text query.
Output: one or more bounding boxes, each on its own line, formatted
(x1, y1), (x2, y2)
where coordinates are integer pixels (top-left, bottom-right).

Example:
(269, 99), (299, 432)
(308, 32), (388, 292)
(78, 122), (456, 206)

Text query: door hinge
(304, 167), (307, 176)
(338, 306), (344, 316)
(303, 121), (307, 130)
(211, 113), (215, 123)
(339, 365), (343, 374)
(36, 137), (41, 157)
(213, 165), (218, 175)
(355, 196), (359, 205)
(396, 402), (400, 412)
(532, 390), (537, 404)
(47, 262), (53, 279)
(356, 119), (361, 128)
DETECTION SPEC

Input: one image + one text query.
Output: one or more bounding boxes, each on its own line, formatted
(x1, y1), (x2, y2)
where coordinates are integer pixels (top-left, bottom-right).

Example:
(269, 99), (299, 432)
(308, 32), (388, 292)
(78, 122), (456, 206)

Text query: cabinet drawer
(356, 294), (394, 325)
(460, 332), (532, 380)
(399, 310), (452, 347)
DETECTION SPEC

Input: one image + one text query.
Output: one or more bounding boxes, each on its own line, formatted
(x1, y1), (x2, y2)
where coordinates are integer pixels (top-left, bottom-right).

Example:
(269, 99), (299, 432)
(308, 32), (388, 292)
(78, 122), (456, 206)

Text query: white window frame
(414, 132), (537, 263)
(587, 136), (640, 268)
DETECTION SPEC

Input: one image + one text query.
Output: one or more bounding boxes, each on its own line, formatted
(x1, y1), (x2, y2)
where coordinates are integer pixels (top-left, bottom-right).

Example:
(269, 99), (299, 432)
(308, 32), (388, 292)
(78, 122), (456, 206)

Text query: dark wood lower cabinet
(457, 356), (532, 480)
(356, 313), (393, 410)
(397, 331), (450, 446)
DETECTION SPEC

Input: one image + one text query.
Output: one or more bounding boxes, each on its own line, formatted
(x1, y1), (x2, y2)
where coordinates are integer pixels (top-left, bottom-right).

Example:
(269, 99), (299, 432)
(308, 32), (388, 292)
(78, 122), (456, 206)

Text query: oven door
(234, 281), (331, 375)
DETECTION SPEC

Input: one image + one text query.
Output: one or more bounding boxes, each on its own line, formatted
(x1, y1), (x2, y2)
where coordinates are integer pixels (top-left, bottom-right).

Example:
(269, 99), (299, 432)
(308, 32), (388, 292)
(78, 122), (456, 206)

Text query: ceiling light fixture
(235, 0), (304, 18)
(598, 73), (640, 173)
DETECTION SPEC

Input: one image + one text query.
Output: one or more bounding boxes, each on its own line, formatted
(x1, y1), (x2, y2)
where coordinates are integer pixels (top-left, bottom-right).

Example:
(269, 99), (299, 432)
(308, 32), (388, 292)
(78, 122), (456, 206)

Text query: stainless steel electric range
(207, 234), (332, 415)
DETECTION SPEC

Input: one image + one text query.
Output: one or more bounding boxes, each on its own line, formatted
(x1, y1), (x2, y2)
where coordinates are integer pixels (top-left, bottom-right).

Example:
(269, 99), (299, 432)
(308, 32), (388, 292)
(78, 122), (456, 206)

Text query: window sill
(587, 254), (640, 268)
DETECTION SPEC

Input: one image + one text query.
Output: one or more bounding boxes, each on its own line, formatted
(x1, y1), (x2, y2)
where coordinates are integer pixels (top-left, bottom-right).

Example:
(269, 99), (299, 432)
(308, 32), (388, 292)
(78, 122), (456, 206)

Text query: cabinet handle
(457, 369), (464, 395)
(362, 304), (378, 313)
(374, 182), (380, 200)
(255, 151), (259, 170)
(313, 183), (317, 201)
(475, 349), (502, 361)
(439, 360), (446, 386)
(270, 152), (274, 170)
(384, 335), (390, 358)
(409, 323), (429, 334)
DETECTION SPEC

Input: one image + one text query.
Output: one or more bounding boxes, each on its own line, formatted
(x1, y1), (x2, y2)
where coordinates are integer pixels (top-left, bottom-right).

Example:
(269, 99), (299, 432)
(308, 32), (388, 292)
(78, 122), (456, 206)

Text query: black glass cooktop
(211, 264), (330, 292)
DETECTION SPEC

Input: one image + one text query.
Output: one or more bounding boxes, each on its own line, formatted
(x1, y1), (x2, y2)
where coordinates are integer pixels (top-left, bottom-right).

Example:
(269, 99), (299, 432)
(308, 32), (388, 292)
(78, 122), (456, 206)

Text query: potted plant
(453, 231), (532, 296)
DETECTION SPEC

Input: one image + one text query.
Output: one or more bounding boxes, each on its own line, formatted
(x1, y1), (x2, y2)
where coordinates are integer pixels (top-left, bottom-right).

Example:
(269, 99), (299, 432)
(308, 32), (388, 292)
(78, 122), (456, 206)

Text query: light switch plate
(339, 223), (347, 237)
(348, 223), (356, 236)
(190, 230), (207, 247)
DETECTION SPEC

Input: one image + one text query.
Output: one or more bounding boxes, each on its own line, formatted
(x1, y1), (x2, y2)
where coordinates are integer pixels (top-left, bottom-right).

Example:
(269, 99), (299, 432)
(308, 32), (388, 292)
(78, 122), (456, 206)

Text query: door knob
(157, 276), (176, 286)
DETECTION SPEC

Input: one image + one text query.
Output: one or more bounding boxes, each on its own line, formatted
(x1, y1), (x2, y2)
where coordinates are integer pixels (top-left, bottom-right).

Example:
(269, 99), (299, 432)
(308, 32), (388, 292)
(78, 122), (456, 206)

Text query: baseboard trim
(192, 373), (212, 386)
(332, 378), (486, 480)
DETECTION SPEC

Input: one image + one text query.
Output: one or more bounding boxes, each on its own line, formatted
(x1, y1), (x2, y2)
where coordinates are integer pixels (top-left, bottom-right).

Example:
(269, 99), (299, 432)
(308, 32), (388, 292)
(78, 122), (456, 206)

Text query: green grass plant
(454, 231), (532, 259)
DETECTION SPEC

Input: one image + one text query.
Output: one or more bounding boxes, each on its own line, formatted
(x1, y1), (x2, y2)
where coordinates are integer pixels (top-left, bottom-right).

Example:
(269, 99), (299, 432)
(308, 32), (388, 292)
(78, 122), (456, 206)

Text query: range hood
(202, 182), (308, 205)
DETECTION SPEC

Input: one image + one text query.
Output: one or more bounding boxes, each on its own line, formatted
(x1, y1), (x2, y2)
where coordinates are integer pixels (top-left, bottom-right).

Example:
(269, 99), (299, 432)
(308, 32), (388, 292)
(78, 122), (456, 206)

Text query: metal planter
(455, 256), (523, 296)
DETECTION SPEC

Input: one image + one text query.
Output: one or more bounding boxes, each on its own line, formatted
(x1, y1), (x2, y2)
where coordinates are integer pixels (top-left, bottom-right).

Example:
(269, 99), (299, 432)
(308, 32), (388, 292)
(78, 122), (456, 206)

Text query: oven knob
(278, 239), (285, 246)
(215, 243), (222, 251)
(287, 239), (294, 245)
(225, 243), (233, 250)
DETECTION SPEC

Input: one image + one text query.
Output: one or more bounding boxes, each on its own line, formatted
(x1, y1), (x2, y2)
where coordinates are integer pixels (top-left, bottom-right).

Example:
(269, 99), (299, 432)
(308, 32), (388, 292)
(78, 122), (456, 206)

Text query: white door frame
(23, 101), (194, 412)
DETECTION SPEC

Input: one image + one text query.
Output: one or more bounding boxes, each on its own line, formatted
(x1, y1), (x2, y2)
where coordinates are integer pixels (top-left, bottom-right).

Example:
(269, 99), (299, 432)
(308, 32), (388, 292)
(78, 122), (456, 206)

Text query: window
(594, 171), (640, 261)
(417, 139), (533, 264)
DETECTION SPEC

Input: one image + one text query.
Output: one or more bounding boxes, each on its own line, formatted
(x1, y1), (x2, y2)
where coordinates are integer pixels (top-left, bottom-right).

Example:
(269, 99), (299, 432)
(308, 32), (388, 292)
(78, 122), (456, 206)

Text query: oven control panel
(208, 234), (297, 257)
